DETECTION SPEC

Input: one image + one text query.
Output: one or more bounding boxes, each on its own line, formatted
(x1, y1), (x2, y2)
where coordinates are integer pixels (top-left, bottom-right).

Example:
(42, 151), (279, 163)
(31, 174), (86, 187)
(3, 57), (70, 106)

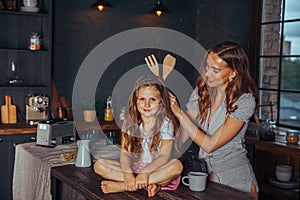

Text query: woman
(170, 41), (259, 199)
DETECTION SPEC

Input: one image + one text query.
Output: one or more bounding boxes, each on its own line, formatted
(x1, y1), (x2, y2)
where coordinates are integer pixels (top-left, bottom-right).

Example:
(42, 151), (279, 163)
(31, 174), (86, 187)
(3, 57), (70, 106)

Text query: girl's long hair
(196, 41), (259, 123)
(121, 75), (179, 155)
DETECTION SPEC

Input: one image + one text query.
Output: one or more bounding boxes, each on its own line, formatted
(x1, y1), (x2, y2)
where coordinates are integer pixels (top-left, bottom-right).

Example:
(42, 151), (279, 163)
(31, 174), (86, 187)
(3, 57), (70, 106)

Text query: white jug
(75, 140), (91, 167)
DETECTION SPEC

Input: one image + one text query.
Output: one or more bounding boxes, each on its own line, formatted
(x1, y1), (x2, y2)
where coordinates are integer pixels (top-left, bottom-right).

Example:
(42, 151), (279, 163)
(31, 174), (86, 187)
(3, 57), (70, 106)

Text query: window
(259, 0), (300, 128)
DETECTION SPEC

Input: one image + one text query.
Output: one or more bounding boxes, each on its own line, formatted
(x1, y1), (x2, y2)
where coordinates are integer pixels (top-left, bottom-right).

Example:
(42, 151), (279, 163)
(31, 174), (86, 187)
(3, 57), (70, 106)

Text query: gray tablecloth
(13, 142), (77, 200)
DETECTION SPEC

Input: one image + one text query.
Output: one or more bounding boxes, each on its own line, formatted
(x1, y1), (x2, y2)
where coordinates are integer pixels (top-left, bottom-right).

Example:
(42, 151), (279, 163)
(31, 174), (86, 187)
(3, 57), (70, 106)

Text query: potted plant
(77, 98), (100, 122)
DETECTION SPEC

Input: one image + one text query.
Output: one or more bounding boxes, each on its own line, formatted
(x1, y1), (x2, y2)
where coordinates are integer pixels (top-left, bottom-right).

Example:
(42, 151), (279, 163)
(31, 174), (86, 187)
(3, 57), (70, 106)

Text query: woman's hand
(123, 173), (137, 191)
(135, 173), (149, 189)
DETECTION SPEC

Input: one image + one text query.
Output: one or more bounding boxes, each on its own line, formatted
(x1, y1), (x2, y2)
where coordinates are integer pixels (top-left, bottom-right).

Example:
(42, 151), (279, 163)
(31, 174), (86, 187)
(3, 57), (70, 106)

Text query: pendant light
(151, 0), (169, 17)
(90, 0), (112, 12)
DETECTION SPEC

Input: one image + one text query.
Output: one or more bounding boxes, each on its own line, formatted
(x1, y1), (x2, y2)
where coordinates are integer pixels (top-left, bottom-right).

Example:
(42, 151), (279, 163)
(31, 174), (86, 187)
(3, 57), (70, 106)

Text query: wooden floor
(51, 165), (254, 200)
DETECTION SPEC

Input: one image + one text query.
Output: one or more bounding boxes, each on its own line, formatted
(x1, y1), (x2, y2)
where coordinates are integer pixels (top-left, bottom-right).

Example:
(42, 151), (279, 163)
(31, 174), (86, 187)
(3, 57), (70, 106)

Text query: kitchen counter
(51, 164), (254, 200)
(0, 123), (37, 135)
(0, 120), (120, 135)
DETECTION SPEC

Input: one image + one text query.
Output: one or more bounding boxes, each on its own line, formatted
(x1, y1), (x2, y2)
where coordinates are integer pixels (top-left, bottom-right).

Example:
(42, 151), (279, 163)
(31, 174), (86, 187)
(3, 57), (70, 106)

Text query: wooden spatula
(162, 54), (176, 81)
(1, 95), (17, 124)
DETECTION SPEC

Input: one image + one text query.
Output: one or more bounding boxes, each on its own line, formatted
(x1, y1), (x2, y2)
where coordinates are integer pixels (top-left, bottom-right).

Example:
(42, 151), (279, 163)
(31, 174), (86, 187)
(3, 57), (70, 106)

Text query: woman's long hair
(122, 75), (179, 155)
(196, 41), (259, 123)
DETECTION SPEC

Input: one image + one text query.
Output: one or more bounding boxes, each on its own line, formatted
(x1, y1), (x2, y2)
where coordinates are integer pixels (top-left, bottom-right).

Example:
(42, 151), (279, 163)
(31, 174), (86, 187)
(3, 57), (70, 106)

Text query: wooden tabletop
(51, 164), (254, 200)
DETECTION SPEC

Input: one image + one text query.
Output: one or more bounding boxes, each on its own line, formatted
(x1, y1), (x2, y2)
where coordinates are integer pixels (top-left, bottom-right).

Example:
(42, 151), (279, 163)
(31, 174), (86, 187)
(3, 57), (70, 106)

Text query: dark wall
(53, 0), (253, 119)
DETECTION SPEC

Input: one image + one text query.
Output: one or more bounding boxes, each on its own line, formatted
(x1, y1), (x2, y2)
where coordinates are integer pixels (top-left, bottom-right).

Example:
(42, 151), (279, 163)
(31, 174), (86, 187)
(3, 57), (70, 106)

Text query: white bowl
(276, 165), (292, 173)
(20, 6), (40, 13)
(276, 171), (292, 182)
(23, 0), (38, 7)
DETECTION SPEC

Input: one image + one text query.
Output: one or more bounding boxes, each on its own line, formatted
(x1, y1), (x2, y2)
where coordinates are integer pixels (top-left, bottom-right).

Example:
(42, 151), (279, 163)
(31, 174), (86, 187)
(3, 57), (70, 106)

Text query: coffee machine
(26, 95), (49, 122)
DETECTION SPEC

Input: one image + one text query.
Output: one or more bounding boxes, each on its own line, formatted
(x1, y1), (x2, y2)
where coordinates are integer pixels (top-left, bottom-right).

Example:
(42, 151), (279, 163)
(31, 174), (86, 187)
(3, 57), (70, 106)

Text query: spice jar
(28, 32), (41, 50)
(286, 130), (299, 144)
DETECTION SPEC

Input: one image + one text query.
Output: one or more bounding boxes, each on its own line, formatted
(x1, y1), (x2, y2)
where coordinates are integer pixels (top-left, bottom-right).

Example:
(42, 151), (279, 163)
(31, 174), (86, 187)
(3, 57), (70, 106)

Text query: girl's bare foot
(101, 180), (126, 194)
(147, 184), (161, 197)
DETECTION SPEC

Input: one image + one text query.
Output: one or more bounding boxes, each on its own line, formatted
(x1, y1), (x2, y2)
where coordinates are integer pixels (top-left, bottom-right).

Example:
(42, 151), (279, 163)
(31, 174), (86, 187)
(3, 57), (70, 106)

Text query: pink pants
(132, 162), (181, 190)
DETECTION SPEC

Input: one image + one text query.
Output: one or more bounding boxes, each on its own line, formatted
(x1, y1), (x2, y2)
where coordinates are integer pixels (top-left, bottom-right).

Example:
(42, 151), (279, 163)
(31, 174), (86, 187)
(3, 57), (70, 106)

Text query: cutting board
(1, 95), (17, 124)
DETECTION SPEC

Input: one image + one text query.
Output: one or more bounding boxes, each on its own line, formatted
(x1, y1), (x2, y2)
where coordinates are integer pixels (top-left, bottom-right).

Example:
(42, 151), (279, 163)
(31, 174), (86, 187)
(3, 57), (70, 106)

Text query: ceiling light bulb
(97, 5), (104, 11)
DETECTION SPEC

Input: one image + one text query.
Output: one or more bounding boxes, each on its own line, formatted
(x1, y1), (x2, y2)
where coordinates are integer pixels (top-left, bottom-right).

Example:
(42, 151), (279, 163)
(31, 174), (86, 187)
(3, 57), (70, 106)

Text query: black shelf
(0, 48), (48, 52)
(0, 10), (49, 16)
(0, 85), (48, 89)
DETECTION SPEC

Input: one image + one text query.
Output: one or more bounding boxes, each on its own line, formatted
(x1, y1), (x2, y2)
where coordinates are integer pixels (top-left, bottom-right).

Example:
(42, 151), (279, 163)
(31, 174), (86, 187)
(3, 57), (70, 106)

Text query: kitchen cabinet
(0, 135), (10, 200)
(0, 0), (52, 123)
(246, 136), (299, 200)
(0, 133), (36, 200)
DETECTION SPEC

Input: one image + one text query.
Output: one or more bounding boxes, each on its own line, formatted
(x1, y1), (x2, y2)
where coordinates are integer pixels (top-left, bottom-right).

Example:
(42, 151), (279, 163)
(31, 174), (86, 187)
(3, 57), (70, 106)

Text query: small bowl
(23, 0), (38, 7)
(276, 165), (293, 172)
(20, 6), (40, 13)
(276, 171), (292, 182)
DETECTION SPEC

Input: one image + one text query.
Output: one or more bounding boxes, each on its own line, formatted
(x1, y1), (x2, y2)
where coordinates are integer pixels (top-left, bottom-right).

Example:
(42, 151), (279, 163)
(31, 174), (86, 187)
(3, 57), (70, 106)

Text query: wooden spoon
(162, 54), (176, 81)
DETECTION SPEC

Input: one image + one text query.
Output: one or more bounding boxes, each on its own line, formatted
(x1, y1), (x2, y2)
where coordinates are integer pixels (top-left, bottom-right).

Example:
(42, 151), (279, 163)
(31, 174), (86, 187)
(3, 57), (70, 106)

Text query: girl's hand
(169, 92), (181, 117)
(124, 173), (136, 191)
(135, 173), (149, 189)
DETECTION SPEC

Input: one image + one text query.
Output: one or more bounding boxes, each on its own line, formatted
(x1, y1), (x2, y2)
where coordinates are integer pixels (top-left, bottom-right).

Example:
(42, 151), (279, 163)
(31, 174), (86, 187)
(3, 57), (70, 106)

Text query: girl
(170, 41), (259, 199)
(94, 75), (182, 197)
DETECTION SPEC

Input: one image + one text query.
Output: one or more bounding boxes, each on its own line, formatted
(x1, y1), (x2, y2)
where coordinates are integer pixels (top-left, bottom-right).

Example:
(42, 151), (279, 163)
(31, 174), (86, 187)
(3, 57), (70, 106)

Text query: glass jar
(119, 107), (125, 121)
(259, 120), (276, 141)
(286, 130), (299, 144)
(5, 0), (16, 10)
(28, 32), (41, 50)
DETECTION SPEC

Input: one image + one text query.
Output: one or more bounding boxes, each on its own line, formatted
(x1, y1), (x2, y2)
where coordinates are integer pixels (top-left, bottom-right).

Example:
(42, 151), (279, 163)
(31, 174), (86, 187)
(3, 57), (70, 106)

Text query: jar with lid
(28, 32), (41, 50)
(259, 120), (276, 141)
(286, 130), (299, 144)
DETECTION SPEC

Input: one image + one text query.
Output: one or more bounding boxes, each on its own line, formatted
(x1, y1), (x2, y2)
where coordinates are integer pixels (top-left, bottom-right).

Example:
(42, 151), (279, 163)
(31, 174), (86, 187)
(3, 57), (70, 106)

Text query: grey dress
(186, 88), (258, 192)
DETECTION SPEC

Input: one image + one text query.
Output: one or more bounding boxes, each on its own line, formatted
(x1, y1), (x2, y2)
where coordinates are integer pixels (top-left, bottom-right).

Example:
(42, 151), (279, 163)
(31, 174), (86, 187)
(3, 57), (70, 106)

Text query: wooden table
(51, 164), (254, 200)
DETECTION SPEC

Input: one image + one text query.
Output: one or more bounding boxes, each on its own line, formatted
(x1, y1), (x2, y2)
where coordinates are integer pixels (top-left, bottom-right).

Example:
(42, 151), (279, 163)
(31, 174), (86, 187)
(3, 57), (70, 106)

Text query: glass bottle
(104, 96), (114, 121)
(7, 61), (23, 85)
(259, 120), (276, 141)
(119, 106), (126, 121)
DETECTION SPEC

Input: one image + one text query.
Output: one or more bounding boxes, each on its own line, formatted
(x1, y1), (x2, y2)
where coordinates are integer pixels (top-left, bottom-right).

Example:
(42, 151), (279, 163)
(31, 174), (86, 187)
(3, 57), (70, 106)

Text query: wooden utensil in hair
(162, 54), (176, 81)
(144, 54), (160, 77)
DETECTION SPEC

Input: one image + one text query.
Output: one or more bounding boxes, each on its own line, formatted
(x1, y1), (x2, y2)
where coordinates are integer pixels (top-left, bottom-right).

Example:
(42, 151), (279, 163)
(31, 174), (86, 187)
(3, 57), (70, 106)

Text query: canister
(286, 130), (299, 144)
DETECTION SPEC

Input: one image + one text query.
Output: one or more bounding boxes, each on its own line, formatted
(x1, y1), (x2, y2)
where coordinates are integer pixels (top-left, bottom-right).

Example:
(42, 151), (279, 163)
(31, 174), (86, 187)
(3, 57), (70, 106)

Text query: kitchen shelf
(0, 0), (52, 121)
(0, 10), (49, 16)
(246, 136), (300, 200)
(0, 48), (48, 52)
(0, 85), (48, 89)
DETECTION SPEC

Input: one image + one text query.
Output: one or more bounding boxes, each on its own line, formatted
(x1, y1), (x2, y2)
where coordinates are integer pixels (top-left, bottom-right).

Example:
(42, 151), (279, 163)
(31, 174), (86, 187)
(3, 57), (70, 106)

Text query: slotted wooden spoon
(144, 54), (159, 77)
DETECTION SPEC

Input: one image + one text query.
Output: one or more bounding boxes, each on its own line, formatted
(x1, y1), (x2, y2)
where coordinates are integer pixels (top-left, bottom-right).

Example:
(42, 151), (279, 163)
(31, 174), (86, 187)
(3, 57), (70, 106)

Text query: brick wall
(260, 0), (281, 120)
